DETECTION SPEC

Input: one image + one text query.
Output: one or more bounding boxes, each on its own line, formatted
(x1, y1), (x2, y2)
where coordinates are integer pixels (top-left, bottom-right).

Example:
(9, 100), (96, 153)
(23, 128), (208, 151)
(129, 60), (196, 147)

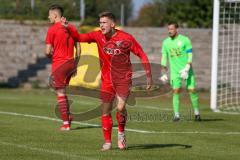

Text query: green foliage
(130, 1), (165, 26)
(0, 0), (133, 25)
(0, 0), (80, 20)
(71, 0), (133, 25)
(0, 0), (213, 27)
(131, 0), (213, 28)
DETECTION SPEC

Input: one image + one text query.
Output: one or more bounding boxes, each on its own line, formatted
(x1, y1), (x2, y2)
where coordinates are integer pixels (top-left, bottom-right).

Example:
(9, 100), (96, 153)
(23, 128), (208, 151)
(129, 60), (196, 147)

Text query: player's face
(99, 17), (115, 35)
(168, 25), (178, 38)
(48, 10), (57, 24)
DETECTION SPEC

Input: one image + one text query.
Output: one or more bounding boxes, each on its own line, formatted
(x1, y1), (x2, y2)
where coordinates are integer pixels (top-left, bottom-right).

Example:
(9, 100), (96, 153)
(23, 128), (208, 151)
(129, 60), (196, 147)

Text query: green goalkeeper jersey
(161, 34), (194, 80)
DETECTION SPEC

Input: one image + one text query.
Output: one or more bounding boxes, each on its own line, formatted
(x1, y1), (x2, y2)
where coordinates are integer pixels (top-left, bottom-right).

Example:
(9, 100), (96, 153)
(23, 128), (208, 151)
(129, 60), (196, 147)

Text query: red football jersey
(45, 22), (77, 71)
(69, 28), (152, 84)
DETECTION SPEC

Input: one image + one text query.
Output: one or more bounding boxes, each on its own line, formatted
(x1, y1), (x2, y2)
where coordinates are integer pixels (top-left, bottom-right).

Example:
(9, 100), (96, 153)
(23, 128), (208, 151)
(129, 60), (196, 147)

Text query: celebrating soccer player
(160, 22), (201, 122)
(45, 5), (80, 131)
(63, 12), (152, 150)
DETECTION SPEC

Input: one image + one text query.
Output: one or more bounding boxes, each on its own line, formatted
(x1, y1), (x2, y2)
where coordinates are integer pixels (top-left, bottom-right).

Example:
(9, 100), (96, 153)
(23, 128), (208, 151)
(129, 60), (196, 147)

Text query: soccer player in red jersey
(63, 12), (152, 150)
(45, 5), (80, 131)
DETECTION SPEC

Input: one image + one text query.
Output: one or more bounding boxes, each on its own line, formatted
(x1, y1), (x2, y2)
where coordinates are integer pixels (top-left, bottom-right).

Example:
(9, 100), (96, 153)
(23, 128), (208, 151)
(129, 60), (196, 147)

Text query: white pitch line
(0, 111), (240, 135)
(0, 111), (100, 127)
(150, 131), (240, 135)
(215, 110), (240, 115)
(134, 105), (172, 111)
(0, 141), (96, 160)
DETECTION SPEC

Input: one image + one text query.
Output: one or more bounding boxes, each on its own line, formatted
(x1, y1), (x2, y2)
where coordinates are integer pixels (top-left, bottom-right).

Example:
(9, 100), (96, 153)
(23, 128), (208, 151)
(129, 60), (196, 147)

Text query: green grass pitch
(0, 88), (239, 160)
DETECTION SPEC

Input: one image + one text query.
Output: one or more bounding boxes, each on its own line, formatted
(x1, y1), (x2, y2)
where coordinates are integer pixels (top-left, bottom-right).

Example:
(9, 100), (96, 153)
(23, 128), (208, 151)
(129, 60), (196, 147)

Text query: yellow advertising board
(69, 27), (121, 89)
(69, 42), (100, 89)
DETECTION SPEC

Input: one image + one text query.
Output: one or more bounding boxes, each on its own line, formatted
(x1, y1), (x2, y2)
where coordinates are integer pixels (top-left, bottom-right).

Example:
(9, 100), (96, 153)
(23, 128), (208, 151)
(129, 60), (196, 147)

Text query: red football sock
(57, 95), (69, 122)
(101, 114), (113, 143)
(116, 111), (127, 133)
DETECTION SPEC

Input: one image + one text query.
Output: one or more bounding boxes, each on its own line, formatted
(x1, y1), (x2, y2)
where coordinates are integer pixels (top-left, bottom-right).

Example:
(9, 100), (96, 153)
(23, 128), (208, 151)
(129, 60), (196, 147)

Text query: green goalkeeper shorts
(170, 73), (196, 89)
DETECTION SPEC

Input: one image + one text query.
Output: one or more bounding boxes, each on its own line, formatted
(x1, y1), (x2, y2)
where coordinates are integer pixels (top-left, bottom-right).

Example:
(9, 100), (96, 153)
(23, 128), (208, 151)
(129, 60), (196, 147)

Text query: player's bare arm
(130, 37), (153, 90)
(71, 42), (81, 77)
(45, 44), (52, 58)
(75, 42), (81, 64)
(146, 76), (153, 90)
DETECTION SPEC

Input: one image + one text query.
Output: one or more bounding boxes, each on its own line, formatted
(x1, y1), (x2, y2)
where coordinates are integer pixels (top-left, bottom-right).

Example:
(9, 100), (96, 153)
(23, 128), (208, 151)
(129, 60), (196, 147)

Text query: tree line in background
(132, 0), (213, 28)
(0, 0), (213, 28)
(0, 0), (132, 25)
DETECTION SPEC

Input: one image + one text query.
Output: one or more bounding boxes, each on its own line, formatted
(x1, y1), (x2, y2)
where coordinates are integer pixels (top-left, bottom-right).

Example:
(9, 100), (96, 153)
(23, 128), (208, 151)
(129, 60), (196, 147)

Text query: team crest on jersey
(103, 40), (132, 55)
(177, 41), (182, 47)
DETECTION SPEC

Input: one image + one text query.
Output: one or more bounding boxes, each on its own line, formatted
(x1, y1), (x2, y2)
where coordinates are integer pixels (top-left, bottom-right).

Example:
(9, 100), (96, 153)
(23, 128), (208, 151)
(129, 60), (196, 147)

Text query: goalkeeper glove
(180, 64), (191, 80)
(159, 74), (168, 83)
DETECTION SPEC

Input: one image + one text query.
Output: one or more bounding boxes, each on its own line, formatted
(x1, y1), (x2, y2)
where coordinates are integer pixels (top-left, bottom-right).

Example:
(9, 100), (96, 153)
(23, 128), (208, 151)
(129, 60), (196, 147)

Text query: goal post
(211, 0), (220, 112)
(211, 0), (240, 113)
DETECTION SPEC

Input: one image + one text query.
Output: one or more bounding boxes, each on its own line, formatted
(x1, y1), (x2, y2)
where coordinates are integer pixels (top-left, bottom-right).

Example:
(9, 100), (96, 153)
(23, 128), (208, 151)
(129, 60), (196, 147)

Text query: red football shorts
(100, 81), (132, 103)
(50, 59), (76, 89)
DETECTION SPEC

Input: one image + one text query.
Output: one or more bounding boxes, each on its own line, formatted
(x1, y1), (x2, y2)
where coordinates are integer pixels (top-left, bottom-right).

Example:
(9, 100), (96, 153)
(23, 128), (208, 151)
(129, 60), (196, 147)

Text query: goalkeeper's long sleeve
(161, 43), (168, 67)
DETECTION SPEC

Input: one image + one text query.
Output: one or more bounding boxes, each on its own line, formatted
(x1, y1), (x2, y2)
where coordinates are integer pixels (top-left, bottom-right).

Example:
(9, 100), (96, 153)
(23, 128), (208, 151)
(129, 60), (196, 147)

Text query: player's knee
(117, 105), (126, 113)
(116, 96), (127, 112)
(117, 100), (126, 112)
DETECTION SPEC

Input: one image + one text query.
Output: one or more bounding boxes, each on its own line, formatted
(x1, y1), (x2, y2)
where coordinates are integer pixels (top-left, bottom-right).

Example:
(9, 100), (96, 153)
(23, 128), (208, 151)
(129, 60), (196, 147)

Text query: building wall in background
(0, 20), (211, 89)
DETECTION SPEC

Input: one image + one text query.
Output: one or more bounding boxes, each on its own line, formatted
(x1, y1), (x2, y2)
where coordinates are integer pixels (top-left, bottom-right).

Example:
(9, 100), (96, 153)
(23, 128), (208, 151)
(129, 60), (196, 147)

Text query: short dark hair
(49, 4), (64, 17)
(168, 22), (179, 28)
(99, 11), (116, 22)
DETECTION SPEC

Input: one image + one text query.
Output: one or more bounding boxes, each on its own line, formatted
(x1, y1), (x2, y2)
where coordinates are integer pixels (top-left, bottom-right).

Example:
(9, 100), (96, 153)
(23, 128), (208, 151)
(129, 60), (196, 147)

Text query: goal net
(211, 0), (240, 113)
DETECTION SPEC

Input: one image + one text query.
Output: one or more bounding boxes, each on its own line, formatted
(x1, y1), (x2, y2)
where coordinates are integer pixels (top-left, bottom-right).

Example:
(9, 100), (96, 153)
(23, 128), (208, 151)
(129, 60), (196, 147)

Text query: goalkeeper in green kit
(160, 22), (201, 121)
